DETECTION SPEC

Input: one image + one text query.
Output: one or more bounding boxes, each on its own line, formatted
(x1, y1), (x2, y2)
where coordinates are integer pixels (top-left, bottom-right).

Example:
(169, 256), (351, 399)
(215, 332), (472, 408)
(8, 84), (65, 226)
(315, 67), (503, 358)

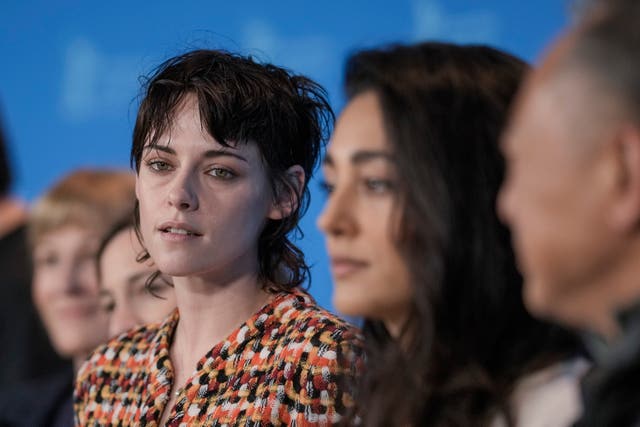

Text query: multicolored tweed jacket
(74, 289), (364, 426)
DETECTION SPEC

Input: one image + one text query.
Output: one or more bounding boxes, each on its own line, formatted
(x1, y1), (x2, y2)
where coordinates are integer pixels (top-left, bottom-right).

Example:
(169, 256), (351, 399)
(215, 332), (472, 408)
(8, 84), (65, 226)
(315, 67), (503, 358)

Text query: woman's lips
(159, 228), (201, 242)
(157, 221), (202, 242)
(330, 257), (369, 279)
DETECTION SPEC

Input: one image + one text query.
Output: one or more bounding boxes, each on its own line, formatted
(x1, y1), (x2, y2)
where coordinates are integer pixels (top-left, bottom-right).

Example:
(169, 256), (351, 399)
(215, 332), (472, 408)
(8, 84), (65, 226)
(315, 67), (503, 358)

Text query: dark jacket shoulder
(0, 368), (73, 427)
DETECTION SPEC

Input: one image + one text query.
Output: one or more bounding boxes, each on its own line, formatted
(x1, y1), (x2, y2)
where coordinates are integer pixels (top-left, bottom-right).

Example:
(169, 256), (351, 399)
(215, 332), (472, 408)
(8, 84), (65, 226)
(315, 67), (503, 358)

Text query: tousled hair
(342, 42), (579, 427)
(131, 49), (333, 291)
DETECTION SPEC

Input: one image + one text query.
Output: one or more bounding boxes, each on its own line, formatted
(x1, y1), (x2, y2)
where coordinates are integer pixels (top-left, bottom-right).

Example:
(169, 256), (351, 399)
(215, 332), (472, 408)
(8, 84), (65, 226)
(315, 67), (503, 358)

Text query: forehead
(329, 91), (388, 155)
(507, 31), (577, 130)
(148, 95), (262, 159)
(509, 78), (558, 136)
(507, 61), (614, 159)
(36, 225), (98, 250)
(503, 84), (573, 171)
(103, 229), (139, 258)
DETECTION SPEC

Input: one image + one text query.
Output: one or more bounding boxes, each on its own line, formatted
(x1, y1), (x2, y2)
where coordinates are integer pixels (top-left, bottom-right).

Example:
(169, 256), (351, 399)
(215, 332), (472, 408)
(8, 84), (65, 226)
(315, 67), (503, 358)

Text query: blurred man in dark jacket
(498, 1), (640, 425)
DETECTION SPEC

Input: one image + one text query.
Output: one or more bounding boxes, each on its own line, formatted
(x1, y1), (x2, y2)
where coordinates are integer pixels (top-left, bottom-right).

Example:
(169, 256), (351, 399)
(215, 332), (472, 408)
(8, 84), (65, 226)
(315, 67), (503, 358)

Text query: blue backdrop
(0, 0), (570, 312)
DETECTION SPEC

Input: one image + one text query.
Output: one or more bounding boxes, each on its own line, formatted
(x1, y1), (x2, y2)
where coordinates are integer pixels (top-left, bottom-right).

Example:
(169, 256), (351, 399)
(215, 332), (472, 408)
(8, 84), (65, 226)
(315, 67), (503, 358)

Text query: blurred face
(99, 227), (176, 337)
(136, 94), (282, 281)
(317, 91), (412, 335)
(33, 226), (108, 359)
(498, 63), (620, 325)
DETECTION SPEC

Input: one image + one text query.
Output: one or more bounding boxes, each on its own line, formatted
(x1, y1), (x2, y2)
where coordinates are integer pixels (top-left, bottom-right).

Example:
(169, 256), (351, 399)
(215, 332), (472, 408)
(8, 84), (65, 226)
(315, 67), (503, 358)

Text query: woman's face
(98, 227), (176, 337)
(136, 94), (284, 281)
(318, 91), (413, 336)
(32, 225), (109, 359)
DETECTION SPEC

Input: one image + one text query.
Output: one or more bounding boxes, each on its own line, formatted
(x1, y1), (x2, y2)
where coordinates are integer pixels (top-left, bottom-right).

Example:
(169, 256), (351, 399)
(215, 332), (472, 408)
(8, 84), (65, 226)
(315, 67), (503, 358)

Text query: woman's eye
(364, 178), (394, 194)
(147, 282), (169, 295)
(207, 168), (235, 179)
(146, 160), (172, 172)
(80, 251), (97, 262)
(319, 180), (335, 195)
(35, 254), (59, 267)
(99, 297), (115, 314)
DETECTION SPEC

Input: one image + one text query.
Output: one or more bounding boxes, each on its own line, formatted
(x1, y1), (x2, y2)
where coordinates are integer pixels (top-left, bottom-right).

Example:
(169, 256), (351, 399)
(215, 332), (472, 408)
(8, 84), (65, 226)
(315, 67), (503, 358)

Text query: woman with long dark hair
(318, 42), (584, 426)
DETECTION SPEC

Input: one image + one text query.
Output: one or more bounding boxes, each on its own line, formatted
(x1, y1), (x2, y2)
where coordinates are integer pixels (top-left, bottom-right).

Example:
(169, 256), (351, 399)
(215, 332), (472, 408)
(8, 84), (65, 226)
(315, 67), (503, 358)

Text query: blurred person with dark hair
(74, 49), (364, 426)
(0, 109), (68, 388)
(96, 216), (176, 338)
(499, 0), (640, 425)
(0, 169), (135, 427)
(318, 42), (583, 427)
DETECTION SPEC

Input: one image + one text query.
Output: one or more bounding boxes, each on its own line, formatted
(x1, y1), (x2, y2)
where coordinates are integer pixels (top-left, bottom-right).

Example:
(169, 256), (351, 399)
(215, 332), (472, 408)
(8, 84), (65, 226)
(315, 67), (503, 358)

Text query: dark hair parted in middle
(344, 42), (579, 426)
(131, 49), (334, 291)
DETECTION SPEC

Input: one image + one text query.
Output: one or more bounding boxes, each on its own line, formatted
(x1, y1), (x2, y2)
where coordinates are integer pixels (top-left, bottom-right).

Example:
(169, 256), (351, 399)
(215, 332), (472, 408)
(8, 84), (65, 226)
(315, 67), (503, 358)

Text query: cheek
(135, 292), (176, 324)
(32, 268), (61, 307)
(137, 192), (157, 238)
(219, 187), (271, 234)
(520, 182), (611, 303)
(147, 298), (175, 321)
(373, 238), (413, 304)
(506, 175), (536, 226)
(31, 273), (49, 313)
(338, 210), (413, 317)
(507, 173), (563, 256)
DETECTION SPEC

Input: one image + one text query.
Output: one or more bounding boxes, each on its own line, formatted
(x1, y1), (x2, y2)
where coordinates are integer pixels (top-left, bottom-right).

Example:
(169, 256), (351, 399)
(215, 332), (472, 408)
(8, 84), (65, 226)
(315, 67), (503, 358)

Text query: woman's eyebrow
(202, 149), (248, 163)
(322, 150), (393, 166)
(351, 150), (394, 164)
(143, 145), (248, 162)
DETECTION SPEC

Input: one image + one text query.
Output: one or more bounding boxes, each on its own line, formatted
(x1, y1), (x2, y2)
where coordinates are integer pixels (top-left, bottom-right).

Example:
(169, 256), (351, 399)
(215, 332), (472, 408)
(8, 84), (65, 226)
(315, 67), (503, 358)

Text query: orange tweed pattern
(74, 289), (364, 426)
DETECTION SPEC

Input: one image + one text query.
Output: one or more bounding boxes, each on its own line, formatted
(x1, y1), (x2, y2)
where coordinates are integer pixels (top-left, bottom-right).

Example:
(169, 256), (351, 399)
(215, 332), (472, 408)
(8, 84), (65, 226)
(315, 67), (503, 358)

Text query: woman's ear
(267, 165), (305, 220)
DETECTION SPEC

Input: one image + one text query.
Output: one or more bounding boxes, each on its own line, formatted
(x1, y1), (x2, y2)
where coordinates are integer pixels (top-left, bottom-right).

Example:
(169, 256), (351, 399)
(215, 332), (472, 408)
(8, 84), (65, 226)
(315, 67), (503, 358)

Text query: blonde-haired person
(0, 169), (135, 427)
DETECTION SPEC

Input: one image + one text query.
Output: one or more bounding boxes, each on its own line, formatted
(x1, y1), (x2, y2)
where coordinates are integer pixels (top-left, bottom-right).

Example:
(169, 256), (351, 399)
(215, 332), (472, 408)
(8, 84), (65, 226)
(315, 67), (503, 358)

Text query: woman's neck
(73, 353), (89, 374)
(170, 271), (272, 377)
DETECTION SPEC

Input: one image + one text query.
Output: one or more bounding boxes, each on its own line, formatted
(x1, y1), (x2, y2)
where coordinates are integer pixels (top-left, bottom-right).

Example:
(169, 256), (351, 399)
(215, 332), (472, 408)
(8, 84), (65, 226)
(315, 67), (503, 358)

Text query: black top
(0, 224), (69, 386)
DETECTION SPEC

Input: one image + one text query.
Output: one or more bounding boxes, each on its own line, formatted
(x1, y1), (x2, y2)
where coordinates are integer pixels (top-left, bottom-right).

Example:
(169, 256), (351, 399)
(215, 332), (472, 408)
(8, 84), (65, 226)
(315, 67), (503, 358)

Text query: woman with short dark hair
(74, 49), (364, 426)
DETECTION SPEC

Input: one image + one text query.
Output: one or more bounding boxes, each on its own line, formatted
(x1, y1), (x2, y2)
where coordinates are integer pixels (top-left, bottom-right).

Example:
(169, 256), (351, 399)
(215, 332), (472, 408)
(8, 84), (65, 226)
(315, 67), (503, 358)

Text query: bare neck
(169, 272), (272, 380)
(72, 352), (89, 375)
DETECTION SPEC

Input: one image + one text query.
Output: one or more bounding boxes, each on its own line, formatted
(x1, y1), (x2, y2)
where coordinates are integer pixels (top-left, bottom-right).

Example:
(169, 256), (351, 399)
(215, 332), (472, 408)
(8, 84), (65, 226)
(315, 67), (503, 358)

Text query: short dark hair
(343, 42), (579, 427)
(0, 111), (11, 196)
(131, 49), (333, 291)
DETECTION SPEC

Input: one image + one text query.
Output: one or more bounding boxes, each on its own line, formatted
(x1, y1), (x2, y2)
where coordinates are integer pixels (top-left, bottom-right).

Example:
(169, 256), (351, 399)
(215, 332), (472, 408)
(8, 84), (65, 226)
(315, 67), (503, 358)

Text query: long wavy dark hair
(131, 49), (333, 291)
(344, 42), (579, 426)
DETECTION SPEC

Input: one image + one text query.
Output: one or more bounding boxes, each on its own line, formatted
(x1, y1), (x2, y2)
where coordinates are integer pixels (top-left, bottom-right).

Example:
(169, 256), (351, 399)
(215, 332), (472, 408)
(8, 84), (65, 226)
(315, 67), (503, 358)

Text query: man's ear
(609, 124), (640, 231)
(267, 165), (305, 220)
